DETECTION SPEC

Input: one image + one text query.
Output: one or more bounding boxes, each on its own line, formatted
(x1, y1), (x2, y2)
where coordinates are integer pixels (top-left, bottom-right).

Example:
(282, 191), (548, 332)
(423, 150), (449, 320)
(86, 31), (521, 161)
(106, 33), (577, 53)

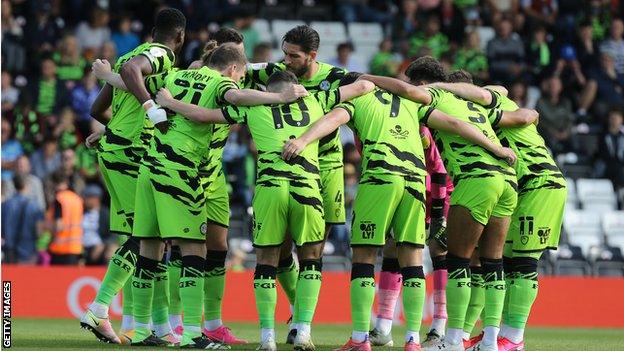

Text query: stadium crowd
(1, 0), (624, 265)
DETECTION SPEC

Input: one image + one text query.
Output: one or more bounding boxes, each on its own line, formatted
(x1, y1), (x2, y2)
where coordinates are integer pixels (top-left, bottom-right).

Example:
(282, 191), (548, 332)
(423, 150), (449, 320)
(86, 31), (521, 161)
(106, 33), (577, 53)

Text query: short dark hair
(337, 42), (354, 52)
(50, 170), (68, 186)
(339, 72), (362, 86)
(211, 27), (244, 46)
(266, 71), (298, 92)
(405, 56), (446, 84)
(154, 8), (186, 39)
(447, 70), (473, 83)
(13, 174), (27, 192)
(283, 25), (320, 53)
(208, 43), (247, 70)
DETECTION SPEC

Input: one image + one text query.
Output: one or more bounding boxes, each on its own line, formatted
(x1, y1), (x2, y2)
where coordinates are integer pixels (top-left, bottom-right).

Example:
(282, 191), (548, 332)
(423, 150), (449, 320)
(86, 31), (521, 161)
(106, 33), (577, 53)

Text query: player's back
(488, 91), (563, 183)
(146, 66), (237, 170)
(101, 42), (176, 152)
(340, 88), (427, 178)
(426, 87), (515, 183)
(247, 61), (346, 171)
(222, 94), (326, 182)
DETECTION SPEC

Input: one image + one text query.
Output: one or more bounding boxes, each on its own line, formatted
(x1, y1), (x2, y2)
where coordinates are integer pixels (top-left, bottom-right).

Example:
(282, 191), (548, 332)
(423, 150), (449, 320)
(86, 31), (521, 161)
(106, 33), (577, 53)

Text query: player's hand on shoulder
(496, 146), (517, 166)
(85, 129), (105, 149)
(92, 59), (112, 79)
(282, 138), (306, 161)
(281, 84), (308, 103)
(155, 88), (174, 108)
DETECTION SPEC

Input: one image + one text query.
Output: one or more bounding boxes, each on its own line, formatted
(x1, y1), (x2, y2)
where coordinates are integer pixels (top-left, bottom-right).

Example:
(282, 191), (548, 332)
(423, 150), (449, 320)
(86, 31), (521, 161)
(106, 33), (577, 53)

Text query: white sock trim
(204, 319), (223, 331)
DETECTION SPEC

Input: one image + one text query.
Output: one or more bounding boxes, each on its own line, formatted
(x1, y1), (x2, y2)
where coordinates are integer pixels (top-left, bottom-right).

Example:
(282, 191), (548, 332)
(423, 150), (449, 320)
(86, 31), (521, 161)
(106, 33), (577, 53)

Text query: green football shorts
(133, 164), (206, 241)
(451, 175), (518, 226)
(504, 175), (567, 259)
(251, 178), (324, 248)
(203, 172), (230, 228)
(98, 148), (143, 235)
(320, 167), (346, 224)
(351, 174), (427, 247)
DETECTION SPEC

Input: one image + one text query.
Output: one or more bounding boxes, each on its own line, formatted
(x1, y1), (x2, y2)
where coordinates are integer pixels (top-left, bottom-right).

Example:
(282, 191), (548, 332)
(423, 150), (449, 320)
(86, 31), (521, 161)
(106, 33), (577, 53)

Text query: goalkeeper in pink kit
(369, 126), (453, 347)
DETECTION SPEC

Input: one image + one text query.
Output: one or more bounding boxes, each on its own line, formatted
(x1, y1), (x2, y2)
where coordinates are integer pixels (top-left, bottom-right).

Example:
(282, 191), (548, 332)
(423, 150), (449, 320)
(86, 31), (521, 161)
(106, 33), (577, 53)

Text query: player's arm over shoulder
(359, 74), (432, 105)
(494, 108), (539, 128)
(155, 87), (230, 124)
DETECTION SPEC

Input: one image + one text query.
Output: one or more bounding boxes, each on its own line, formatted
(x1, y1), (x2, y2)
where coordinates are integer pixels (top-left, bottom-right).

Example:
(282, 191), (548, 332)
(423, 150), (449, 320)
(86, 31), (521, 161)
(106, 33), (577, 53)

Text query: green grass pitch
(9, 318), (623, 350)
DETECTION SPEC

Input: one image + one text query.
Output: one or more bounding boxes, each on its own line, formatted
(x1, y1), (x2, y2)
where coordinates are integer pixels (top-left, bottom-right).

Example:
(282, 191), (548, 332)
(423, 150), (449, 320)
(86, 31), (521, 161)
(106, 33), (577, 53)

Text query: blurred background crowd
(2, 0), (624, 270)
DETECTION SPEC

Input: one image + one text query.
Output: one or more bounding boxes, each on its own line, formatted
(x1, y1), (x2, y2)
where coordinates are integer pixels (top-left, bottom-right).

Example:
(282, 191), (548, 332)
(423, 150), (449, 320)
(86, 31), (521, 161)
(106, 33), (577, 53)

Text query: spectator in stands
(53, 35), (87, 88)
(526, 25), (552, 83)
(509, 80), (529, 107)
(230, 8), (259, 59)
(408, 15), (450, 59)
(392, 0), (420, 43)
(437, 0), (466, 45)
(595, 108), (624, 190)
(183, 26), (210, 65)
(47, 171), (84, 265)
(29, 57), (69, 117)
(81, 185), (111, 265)
(111, 14), (140, 56)
(75, 6), (111, 57)
(98, 41), (117, 67)
(521, 0), (558, 30)
(536, 76), (577, 155)
(252, 42), (272, 63)
(600, 18), (624, 74)
(338, 0), (395, 26)
(30, 135), (61, 181)
(487, 17), (526, 84)
(369, 38), (400, 77)
(584, 0), (610, 41)
(328, 42), (366, 73)
(1, 0), (26, 73)
(1, 119), (24, 182)
(71, 69), (100, 138)
(58, 148), (86, 196)
(575, 20), (600, 72)
(223, 126), (252, 209)
(23, 1), (63, 60)
(3, 156), (47, 211)
(485, 0), (521, 23)
(1, 70), (20, 113)
(454, 30), (488, 84)
(12, 93), (45, 154)
(1, 175), (44, 264)
(587, 53), (624, 120)
(53, 108), (79, 150)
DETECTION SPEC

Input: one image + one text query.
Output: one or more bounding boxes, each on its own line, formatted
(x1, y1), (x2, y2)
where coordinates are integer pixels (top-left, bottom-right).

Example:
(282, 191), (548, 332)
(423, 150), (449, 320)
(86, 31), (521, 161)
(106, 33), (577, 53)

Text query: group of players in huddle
(77, 7), (567, 351)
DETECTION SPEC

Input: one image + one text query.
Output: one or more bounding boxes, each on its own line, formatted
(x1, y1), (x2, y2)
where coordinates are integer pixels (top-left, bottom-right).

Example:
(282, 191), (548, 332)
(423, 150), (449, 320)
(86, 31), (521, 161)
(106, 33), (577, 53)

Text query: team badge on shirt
(319, 80), (330, 91)
(390, 125), (409, 139)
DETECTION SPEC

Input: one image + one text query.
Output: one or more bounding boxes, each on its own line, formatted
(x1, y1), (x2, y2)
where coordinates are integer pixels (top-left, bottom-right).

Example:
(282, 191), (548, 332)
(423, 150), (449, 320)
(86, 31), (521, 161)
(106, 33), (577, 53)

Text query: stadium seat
(563, 209), (604, 256)
(315, 49), (334, 64)
(590, 246), (624, 277)
(565, 178), (578, 209)
(259, 2), (297, 20)
(353, 44), (379, 68)
(322, 255), (351, 271)
(602, 211), (624, 249)
(552, 243), (591, 276)
(252, 19), (273, 43)
(272, 20), (306, 42)
(310, 21), (348, 46)
(347, 22), (384, 47)
(576, 178), (618, 211)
